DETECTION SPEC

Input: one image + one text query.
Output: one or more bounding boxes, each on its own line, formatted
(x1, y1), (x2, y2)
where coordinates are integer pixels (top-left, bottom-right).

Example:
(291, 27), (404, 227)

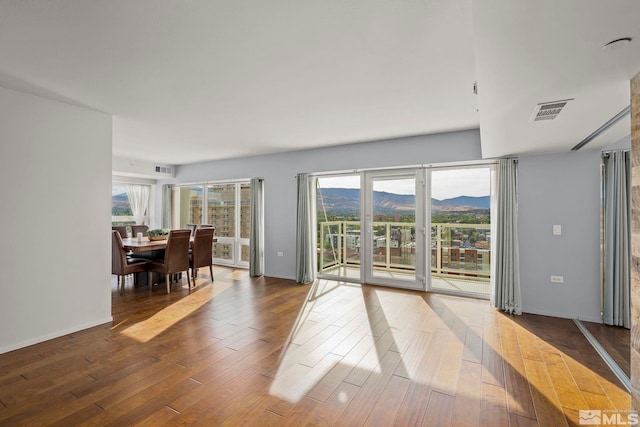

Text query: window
(173, 181), (250, 268)
(112, 183), (151, 226)
(176, 186), (204, 227)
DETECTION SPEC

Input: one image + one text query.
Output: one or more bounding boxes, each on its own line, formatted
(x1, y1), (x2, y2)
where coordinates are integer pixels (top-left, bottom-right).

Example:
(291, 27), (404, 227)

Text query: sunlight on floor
(268, 281), (483, 403)
(269, 280), (377, 402)
(269, 281), (434, 403)
(267, 277), (630, 420)
(117, 281), (233, 343)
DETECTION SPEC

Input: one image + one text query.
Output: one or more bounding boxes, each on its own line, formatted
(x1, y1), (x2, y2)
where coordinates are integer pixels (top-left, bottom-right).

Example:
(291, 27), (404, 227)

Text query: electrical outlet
(277, 252), (284, 257)
(550, 275), (564, 283)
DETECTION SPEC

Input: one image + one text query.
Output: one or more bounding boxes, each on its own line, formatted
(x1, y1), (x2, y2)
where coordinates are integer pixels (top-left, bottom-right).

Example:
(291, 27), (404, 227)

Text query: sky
(112, 184), (127, 195)
(317, 167), (491, 200)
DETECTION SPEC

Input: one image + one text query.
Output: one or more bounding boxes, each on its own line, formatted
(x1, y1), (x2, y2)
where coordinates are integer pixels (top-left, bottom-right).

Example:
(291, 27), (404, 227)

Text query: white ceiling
(474, 0), (640, 158)
(0, 1), (638, 165)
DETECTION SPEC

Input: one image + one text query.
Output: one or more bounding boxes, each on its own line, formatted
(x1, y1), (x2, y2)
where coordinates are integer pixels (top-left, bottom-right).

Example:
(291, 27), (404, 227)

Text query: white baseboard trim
(0, 316), (113, 355)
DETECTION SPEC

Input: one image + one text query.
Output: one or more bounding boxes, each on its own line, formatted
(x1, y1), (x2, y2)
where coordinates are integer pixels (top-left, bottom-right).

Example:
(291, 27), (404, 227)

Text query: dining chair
(131, 224), (149, 237)
(112, 230), (149, 294)
(190, 227), (215, 283)
(185, 223), (198, 237)
(112, 225), (128, 238)
(147, 229), (192, 294)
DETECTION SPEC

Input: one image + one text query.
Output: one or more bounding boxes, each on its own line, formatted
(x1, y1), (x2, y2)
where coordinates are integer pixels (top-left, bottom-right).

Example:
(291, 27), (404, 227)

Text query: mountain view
(112, 193), (132, 216)
(317, 188), (489, 215)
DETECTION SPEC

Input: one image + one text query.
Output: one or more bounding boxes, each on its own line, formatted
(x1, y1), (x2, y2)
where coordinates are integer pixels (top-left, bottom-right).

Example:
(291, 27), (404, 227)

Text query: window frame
(111, 181), (153, 226)
(172, 179), (251, 268)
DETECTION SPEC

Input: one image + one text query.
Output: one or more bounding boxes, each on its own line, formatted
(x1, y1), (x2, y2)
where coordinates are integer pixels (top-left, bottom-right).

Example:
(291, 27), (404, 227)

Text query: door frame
(362, 168), (426, 290)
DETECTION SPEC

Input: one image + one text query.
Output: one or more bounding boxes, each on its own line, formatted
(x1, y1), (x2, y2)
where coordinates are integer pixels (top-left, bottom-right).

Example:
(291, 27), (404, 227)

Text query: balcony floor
(431, 276), (491, 297)
(319, 265), (490, 297)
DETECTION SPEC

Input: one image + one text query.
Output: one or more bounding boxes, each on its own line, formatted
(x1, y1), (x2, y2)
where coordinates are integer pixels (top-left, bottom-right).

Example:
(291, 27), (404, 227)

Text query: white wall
(518, 150), (603, 322)
(0, 86), (112, 354)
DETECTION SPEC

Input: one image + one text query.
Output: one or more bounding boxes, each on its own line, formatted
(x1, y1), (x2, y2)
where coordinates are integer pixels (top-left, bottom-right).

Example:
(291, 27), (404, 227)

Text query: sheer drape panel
(296, 173), (314, 284)
(162, 184), (172, 229)
(126, 185), (150, 225)
(603, 151), (631, 328)
(493, 158), (522, 315)
(250, 178), (265, 277)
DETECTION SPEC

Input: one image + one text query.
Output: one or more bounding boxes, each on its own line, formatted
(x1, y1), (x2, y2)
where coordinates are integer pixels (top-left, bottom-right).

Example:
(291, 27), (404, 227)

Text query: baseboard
(0, 316), (113, 355)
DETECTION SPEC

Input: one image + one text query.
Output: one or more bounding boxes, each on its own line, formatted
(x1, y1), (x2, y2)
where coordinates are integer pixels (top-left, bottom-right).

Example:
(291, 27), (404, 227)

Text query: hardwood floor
(0, 268), (631, 426)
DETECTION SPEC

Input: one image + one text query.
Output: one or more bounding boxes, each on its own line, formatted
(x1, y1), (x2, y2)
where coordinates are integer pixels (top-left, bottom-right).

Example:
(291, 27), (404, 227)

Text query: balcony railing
(318, 221), (490, 282)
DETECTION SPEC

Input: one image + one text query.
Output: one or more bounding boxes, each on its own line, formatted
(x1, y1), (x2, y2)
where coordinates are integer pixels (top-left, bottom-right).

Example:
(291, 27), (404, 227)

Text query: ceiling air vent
(530, 99), (573, 122)
(155, 165), (173, 175)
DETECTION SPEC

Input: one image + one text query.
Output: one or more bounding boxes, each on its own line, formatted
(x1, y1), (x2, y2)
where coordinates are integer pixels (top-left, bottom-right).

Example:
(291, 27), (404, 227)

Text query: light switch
(553, 225), (562, 236)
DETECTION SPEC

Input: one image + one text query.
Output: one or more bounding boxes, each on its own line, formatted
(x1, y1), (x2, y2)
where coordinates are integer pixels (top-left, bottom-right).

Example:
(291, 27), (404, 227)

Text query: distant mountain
(113, 193), (128, 203)
(435, 195), (490, 210)
(317, 188), (489, 214)
(112, 192), (132, 214)
(317, 188), (361, 213)
(373, 191), (415, 213)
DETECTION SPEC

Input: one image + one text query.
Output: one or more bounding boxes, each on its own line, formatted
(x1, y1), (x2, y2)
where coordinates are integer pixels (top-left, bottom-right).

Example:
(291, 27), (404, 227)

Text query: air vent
(155, 165), (172, 175)
(530, 99), (573, 122)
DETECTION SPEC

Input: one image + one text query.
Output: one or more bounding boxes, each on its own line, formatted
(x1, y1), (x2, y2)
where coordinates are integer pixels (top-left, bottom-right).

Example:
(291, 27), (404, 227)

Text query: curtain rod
(299, 159), (501, 178)
(171, 177), (253, 187)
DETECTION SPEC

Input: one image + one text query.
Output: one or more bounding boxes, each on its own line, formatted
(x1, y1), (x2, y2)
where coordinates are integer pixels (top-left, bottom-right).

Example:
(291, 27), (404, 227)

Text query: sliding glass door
(363, 169), (426, 290)
(429, 166), (494, 298)
(316, 174), (361, 281)
(312, 164), (494, 295)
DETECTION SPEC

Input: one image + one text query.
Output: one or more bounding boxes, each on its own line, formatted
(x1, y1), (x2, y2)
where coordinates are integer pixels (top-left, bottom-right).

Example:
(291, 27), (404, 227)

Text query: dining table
(120, 235), (217, 287)
(121, 236), (173, 252)
(121, 235), (218, 252)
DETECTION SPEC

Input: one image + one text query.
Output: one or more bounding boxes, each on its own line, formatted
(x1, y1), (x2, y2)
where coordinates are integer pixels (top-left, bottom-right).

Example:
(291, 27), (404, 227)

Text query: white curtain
(250, 178), (265, 277)
(296, 173), (314, 284)
(162, 184), (172, 229)
(493, 158), (522, 315)
(603, 150), (631, 328)
(126, 185), (150, 225)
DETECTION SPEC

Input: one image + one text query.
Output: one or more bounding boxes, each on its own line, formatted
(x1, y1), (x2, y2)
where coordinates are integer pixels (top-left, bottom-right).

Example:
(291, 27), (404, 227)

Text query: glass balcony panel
(318, 220), (491, 294)
(344, 223), (361, 267)
(241, 244), (249, 263)
(319, 222), (342, 271)
(213, 242), (233, 261)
